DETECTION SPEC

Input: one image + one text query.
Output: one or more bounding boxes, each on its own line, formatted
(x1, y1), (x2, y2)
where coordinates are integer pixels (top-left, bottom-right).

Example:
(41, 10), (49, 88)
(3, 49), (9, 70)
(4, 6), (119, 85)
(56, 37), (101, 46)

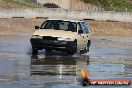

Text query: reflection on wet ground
(0, 35), (132, 88)
(31, 55), (89, 75)
(31, 55), (89, 85)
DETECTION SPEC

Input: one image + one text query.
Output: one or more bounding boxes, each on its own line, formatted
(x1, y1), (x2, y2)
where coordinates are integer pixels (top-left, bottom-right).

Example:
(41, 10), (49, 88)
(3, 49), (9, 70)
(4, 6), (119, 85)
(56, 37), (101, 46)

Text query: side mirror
(78, 30), (83, 34)
(35, 26), (40, 29)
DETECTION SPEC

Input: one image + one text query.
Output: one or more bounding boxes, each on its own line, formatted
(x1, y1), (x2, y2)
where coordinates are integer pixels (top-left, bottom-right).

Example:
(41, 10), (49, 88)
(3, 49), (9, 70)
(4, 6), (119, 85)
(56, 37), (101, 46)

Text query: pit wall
(0, 8), (132, 22)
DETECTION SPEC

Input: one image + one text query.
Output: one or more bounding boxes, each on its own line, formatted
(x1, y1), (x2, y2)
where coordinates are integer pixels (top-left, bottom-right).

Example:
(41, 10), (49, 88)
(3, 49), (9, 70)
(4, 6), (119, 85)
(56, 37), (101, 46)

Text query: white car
(30, 19), (91, 55)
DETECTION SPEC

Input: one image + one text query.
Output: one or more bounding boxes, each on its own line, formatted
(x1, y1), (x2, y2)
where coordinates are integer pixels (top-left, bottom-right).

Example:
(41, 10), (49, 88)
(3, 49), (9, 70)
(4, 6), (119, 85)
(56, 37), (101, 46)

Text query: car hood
(33, 29), (77, 39)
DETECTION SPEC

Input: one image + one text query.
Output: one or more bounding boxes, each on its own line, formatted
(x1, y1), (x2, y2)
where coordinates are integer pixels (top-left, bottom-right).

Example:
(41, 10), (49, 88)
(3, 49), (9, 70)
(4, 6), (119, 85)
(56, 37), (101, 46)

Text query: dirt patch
(0, 18), (44, 34)
(86, 20), (132, 36)
(0, 18), (132, 36)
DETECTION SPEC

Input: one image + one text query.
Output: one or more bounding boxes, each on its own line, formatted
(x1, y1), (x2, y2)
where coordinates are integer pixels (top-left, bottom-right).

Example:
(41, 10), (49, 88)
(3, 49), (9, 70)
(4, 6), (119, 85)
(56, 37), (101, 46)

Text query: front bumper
(30, 38), (74, 51)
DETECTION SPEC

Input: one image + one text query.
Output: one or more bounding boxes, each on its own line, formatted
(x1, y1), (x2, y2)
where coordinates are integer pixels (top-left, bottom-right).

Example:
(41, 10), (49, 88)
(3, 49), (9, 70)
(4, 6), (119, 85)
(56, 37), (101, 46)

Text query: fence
(0, 8), (131, 22)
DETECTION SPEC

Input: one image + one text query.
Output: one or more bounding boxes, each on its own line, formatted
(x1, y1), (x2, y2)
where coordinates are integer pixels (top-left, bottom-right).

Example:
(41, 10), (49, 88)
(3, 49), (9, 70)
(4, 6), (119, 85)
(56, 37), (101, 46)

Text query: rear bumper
(30, 38), (74, 51)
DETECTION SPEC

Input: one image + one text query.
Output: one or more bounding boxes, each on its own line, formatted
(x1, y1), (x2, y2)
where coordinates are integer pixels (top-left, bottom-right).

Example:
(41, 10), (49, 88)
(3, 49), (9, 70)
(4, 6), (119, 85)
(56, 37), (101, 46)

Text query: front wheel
(32, 48), (38, 55)
(67, 41), (77, 55)
(45, 49), (52, 54)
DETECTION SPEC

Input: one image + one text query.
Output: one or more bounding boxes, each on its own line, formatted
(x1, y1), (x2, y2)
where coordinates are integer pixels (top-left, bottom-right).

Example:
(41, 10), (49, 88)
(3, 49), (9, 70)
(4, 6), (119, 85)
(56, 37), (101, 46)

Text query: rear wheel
(85, 40), (91, 53)
(80, 40), (91, 54)
(32, 48), (38, 55)
(87, 40), (91, 52)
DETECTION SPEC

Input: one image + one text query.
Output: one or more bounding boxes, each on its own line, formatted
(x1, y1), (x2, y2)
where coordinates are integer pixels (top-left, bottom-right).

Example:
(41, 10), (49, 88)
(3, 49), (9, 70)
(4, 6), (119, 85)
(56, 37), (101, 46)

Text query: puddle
(0, 35), (132, 88)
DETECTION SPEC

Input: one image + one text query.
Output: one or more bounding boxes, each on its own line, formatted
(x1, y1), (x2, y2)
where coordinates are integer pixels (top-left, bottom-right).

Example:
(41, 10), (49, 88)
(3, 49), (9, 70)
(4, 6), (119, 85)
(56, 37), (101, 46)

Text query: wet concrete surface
(0, 34), (132, 88)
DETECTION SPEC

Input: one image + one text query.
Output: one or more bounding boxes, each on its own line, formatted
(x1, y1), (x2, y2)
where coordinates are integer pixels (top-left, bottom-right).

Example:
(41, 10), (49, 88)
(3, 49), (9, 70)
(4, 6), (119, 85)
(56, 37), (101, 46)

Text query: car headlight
(58, 37), (71, 41)
(32, 35), (43, 39)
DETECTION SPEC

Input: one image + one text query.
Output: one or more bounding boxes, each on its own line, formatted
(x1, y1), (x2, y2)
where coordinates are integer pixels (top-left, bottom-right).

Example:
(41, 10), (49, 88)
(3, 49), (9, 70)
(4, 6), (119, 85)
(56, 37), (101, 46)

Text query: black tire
(45, 49), (52, 52)
(31, 55), (38, 59)
(80, 40), (91, 54)
(32, 48), (38, 55)
(45, 49), (52, 54)
(88, 40), (91, 48)
(85, 44), (89, 53)
(87, 40), (91, 52)
(67, 41), (77, 55)
(85, 40), (91, 52)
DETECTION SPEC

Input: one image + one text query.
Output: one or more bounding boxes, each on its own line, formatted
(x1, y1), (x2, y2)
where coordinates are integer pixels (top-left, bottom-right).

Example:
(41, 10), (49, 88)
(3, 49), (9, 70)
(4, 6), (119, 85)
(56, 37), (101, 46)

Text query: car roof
(46, 18), (84, 22)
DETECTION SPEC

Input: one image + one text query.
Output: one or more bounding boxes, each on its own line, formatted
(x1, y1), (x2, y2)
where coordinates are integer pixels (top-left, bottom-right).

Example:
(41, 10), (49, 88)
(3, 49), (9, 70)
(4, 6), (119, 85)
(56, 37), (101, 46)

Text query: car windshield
(41, 20), (77, 32)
